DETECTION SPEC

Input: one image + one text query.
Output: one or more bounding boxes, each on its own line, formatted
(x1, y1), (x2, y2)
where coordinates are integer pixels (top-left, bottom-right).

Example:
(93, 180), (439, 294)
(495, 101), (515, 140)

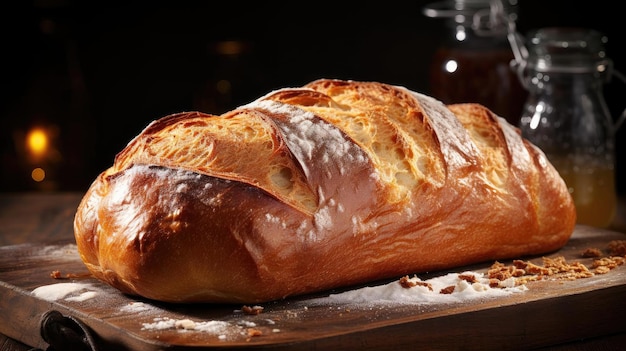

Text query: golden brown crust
(74, 79), (576, 303)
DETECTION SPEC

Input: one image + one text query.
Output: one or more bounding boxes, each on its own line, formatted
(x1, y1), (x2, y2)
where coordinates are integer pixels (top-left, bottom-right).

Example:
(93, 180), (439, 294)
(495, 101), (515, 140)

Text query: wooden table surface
(1, 191), (625, 351)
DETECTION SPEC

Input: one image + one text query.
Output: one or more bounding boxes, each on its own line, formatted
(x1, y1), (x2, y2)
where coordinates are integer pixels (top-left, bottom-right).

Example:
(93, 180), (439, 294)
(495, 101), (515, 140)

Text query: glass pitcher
(513, 27), (625, 228)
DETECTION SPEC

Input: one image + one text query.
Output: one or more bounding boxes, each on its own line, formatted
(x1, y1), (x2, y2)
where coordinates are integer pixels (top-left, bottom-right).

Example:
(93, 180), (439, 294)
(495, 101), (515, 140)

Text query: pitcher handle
(612, 69), (626, 131)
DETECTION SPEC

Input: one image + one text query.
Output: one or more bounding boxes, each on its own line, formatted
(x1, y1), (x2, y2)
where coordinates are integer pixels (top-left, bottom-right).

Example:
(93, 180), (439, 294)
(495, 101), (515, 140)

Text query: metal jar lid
(524, 27), (611, 74)
(423, 0), (518, 36)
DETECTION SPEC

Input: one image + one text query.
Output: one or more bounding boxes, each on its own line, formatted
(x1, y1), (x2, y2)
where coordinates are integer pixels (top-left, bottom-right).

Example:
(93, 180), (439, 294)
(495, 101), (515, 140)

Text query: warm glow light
(31, 167), (46, 182)
(27, 127), (49, 157)
(216, 79), (231, 94)
(215, 40), (245, 56)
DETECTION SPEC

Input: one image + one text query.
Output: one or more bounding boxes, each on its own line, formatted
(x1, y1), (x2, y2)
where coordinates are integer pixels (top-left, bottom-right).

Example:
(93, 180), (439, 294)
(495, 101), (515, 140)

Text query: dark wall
(1, 0), (624, 194)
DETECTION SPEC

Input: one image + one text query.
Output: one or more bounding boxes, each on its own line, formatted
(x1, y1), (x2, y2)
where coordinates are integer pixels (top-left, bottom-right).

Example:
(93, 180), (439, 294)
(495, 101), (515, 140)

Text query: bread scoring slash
(73, 79), (576, 304)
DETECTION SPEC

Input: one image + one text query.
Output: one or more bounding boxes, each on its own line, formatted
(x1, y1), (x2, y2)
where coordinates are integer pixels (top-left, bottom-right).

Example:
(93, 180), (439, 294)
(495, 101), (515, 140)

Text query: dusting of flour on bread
(245, 99), (368, 171)
(402, 88), (479, 169)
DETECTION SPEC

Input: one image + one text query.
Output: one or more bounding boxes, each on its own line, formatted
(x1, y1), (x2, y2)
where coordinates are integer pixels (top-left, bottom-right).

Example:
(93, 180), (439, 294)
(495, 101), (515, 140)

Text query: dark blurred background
(1, 0), (624, 197)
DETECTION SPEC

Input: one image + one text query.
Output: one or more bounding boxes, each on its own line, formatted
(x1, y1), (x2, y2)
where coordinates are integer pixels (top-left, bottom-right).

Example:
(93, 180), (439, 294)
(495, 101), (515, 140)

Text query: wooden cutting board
(1, 225), (625, 351)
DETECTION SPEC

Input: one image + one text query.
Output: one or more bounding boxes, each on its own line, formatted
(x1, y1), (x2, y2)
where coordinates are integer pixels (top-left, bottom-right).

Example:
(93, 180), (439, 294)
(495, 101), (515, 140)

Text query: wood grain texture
(1, 225), (625, 350)
(0, 192), (83, 247)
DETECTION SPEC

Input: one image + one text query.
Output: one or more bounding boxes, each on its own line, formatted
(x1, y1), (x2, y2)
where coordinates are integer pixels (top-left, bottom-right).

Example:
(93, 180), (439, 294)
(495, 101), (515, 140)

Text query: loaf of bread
(73, 79), (576, 304)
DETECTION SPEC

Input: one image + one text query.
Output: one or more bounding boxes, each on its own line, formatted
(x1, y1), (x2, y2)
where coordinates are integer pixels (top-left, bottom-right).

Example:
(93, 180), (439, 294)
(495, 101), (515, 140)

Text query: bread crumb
(594, 266), (611, 274)
(458, 273), (477, 283)
(581, 248), (602, 258)
(50, 270), (92, 280)
(592, 256), (626, 270)
(399, 275), (433, 290)
(247, 328), (263, 337)
(50, 270), (61, 279)
(175, 319), (196, 330)
(241, 305), (264, 315)
(487, 249), (625, 286)
(439, 286), (455, 294)
(608, 240), (626, 256)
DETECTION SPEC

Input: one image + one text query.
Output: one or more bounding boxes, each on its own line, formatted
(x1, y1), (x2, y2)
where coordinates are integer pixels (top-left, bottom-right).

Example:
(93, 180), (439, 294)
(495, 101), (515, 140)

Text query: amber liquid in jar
(551, 157), (617, 228)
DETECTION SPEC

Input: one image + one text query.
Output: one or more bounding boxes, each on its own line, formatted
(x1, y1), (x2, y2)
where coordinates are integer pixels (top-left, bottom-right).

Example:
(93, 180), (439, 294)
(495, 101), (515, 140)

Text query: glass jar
(423, 0), (527, 125)
(517, 27), (617, 228)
